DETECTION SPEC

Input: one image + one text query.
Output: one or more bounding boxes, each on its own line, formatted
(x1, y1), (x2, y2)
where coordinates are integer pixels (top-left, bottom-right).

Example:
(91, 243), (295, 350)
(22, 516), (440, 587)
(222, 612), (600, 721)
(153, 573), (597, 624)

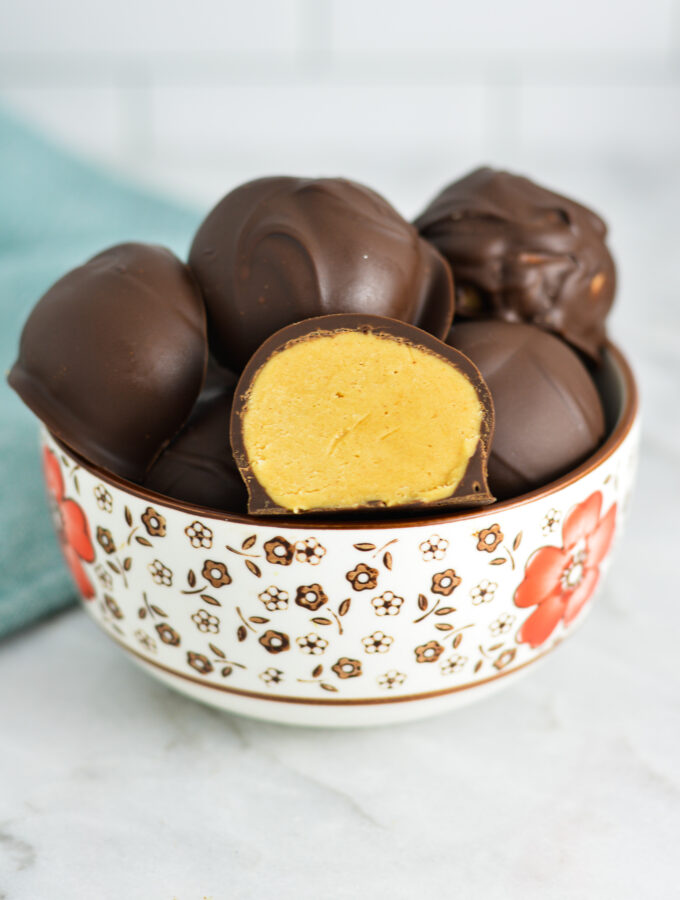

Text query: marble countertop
(1, 159), (679, 899)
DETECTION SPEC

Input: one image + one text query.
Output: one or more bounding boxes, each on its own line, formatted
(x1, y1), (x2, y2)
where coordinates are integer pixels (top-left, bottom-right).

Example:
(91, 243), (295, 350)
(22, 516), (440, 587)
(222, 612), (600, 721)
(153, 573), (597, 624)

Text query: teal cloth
(0, 110), (200, 639)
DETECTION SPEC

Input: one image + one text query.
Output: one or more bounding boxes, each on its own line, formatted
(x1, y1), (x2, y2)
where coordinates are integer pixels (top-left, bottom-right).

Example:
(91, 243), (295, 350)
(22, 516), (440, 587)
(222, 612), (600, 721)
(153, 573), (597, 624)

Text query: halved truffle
(8, 243), (208, 482)
(231, 315), (494, 515)
(189, 176), (454, 370)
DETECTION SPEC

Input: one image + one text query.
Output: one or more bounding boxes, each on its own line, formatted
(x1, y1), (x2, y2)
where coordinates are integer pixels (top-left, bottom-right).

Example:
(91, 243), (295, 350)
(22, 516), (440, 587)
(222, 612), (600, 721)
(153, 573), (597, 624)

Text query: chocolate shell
(231, 314), (494, 515)
(189, 176), (454, 370)
(415, 167), (616, 359)
(8, 243), (208, 482)
(447, 321), (605, 500)
(144, 361), (247, 513)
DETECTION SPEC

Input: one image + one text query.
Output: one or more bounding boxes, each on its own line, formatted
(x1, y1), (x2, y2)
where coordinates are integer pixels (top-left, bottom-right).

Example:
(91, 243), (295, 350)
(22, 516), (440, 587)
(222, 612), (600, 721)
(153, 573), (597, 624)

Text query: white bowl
(42, 343), (639, 726)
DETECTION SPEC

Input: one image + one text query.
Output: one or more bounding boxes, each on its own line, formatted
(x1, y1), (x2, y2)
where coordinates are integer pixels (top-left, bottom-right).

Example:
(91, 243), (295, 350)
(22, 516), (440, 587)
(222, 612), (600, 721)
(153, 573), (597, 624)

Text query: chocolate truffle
(231, 314), (494, 515)
(415, 167), (616, 359)
(189, 176), (454, 370)
(145, 361), (247, 513)
(447, 321), (605, 500)
(8, 243), (207, 482)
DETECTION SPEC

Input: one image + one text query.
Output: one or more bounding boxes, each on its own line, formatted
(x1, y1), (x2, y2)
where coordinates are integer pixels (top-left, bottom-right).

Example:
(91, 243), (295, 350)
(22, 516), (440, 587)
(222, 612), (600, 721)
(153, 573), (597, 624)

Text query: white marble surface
(1, 159), (679, 899)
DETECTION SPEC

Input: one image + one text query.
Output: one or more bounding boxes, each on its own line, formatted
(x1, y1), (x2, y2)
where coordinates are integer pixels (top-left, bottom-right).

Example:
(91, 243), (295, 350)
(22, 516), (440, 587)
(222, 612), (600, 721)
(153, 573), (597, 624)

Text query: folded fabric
(0, 109), (200, 639)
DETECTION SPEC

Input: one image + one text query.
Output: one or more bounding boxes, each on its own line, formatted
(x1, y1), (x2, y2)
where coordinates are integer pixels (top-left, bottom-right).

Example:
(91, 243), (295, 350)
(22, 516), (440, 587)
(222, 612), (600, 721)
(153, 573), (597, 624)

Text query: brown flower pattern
(95, 564), (113, 589)
(187, 651), (213, 675)
(94, 485), (112, 512)
(202, 560), (232, 588)
(263, 536), (294, 565)
(295, 584), (328, 611)
(346, 563), (379, 591)
(148, 559), (173, 586)
(135, 629), (157, 653)
(493, 648), (517, 671)
(415, 641), (445, 663)
(431, 569), (461, 596)
(377, 670), (407, 689)
(185, 521), (213, 549)
(489, 613), (515, 635)
(542, 508), (562, 535)
(142, 506), (166, 537)
(470, 579), (497, 605)
(259, 629), (290, 654)
(371, 591), (404, 616)
(260, 667), (284, 685)
(476, 524), (503, 553)
(104, 594), (123, 619)
(294, 537), (326, 565)
(296, 633), (328, 655)
(191, 609), (220, 633)
(332, 657), (363, 679)
(440, 654), (467, 675)
(419, 534), (448, 561)
(96, 526), (116, 555)
(156, 623), (181, 646)
(361, 631), (393, 654)
(259, 586), (289, 611)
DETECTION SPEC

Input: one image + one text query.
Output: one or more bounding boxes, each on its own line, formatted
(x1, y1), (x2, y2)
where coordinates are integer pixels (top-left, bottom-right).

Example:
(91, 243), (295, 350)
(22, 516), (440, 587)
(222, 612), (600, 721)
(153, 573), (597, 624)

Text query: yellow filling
(242, 331), (483, 512)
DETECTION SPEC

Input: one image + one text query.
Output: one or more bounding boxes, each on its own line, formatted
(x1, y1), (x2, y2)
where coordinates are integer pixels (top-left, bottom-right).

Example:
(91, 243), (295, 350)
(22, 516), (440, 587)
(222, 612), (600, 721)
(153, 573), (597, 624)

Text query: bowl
(42, 343), (639, 727)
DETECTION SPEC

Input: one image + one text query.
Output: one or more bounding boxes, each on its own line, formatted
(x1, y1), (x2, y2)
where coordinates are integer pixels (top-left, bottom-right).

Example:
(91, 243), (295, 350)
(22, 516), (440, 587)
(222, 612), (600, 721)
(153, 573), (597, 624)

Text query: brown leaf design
(135, 536), (152, 547)
(138, 608), (147, 619)
(150, 605), (167, 617)
(338, 598), (351, 617)
(241, 535), (257, 550)
(107, 561), (120, 574)
(221, 665), (233, 677)
(73, 475), (80, 494)
(453, 633), (463, 649)
(320, 682), (338, 692)
(245, 559), (261, 578)
(124, 506), (132, 526)
(312, 664), (323, 678)
(237, 625), (247, 642)
(418, 594), (428, 611)
(513, 532), (523, 551)
(435, 606), (456, 616)
(474, 659), (483, 673)
(435, 622), (454, 631)
(489, 643), (504, 651)
(383, 551), (393, 570)
(249, 616), (269, 624)
(490, 557), (507, 565)
(311, 617), (332, 626)
(210, 643), (226, 658)
(353, 542), (376, 551)
(123, 558), (132, 571)
(200, 594), (221, 607)
(188, 570), (197, 587)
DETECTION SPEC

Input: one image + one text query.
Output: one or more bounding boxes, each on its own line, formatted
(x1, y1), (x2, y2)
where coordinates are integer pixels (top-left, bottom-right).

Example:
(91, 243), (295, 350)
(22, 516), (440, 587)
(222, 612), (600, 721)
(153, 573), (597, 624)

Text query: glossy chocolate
(145, 361), (247, 512)
(415, 167), (616, 359)
(231, 314), (495, 515)
(447, 320), (605, 500)
(8, 243), (207, 482)
(189, 176), (454, 370)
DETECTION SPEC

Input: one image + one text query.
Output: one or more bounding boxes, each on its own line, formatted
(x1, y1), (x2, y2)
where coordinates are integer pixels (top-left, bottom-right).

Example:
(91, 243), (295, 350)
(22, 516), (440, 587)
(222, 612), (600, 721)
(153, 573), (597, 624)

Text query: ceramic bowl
(42, 343), (639, 727)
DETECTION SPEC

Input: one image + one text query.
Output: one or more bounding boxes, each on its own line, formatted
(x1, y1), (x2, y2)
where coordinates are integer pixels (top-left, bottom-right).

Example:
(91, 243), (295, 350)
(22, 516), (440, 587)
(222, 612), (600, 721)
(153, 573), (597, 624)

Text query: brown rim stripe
(50, 341), (638, 531)
(105, 626), (559, 706)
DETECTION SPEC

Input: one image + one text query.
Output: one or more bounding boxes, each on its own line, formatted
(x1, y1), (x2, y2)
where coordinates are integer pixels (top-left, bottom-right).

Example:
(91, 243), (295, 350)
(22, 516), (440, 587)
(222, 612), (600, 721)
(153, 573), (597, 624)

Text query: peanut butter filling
(240, 330), (484, 512)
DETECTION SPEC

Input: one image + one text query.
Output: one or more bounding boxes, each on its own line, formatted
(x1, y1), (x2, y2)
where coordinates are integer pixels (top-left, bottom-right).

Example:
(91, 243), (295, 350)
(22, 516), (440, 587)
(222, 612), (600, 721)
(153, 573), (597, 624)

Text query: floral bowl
(42, 343), (639, 727)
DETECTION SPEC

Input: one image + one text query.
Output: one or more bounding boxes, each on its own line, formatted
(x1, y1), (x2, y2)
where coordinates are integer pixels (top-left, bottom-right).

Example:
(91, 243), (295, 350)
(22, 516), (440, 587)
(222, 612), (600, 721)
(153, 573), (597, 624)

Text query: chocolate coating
(415, 167), (616, 359)
(8, 243), (207, 482)
(231, 314), (494, 515)
(447, 321), (605, 500)
(189, 176), (454, 370)
(145, 361), (247, 513)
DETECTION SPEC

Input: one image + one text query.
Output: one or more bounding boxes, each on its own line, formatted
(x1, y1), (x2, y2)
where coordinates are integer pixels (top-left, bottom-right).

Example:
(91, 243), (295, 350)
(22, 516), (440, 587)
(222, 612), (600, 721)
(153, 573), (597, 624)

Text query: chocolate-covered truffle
(189, 177), (454, 370)
(145, 362), (247, 513)
(447, 321), (605, 500)
(415, 167), (616, 359)
(231, 314), (494, 515)
(8, 243), (207, 482)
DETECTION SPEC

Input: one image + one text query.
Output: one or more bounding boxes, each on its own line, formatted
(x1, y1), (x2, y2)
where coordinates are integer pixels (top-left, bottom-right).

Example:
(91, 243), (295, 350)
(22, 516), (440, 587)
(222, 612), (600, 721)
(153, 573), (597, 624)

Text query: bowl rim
(48, 340), (638, 531)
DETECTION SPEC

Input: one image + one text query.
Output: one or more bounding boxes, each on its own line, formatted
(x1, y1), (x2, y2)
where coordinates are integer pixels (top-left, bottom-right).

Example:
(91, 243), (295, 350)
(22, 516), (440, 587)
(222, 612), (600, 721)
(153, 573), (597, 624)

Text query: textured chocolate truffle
(144, 362), (247, 513)
(8, 243), (207, 482)
(447, 321), (605, 500)
(231, 314), (494, 515)
(189, 176), (454, 370)
(415, 167), (616, 359)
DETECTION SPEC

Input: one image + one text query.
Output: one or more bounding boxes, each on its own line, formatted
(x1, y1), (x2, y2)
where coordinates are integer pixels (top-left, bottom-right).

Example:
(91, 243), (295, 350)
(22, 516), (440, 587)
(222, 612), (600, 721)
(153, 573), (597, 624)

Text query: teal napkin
(0, 109), (200, 639)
